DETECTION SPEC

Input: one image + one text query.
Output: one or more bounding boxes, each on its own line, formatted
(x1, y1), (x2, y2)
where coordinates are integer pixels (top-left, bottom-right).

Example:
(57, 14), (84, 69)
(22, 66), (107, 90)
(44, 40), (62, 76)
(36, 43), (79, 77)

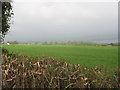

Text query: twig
(65, 83), (74, 89)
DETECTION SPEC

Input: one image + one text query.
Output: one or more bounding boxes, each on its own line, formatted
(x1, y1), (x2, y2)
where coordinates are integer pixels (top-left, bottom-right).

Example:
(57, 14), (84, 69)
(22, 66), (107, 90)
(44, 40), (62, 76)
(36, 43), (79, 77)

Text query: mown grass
(3, 45), (118, 71)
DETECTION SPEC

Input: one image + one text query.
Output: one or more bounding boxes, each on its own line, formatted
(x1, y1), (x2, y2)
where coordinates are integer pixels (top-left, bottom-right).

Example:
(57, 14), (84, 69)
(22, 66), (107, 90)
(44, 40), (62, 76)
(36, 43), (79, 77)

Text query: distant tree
(60, 41), (66, 45)
(7, 41), (19, 44)
(49, 41), (53, 45)
(34, 42), (39, 45)
(54, 41), (58, 45)
(42, 42), (48, 45)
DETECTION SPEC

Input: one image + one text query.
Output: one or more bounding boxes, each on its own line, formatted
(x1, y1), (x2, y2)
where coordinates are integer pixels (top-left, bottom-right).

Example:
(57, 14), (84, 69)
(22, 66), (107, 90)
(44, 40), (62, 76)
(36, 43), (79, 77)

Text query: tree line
(4, 41), (119, 46)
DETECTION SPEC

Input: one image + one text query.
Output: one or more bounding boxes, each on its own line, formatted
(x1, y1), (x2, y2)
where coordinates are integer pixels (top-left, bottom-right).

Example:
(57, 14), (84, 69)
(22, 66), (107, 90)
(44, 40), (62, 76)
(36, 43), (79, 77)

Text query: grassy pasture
(3, 45), (118, 71)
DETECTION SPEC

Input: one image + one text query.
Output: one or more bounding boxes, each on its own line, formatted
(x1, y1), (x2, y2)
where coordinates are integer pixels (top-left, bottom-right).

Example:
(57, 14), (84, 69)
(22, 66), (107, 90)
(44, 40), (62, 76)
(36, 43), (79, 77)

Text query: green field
(3, 45), (118, 71)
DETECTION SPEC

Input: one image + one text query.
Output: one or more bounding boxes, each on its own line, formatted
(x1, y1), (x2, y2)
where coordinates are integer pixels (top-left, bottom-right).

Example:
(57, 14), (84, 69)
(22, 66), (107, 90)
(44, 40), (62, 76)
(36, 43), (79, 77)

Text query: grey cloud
(5, 1), (118, 43)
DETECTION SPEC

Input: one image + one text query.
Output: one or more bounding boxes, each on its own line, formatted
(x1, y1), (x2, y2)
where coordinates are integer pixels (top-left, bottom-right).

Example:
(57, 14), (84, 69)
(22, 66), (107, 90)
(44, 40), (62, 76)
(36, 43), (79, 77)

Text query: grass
(3, 45), (118, 71)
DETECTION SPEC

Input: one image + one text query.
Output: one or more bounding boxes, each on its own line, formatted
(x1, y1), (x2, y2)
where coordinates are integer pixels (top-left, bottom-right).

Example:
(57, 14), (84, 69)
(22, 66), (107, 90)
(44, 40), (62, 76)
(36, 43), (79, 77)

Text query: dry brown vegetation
(1, 53), (119, 89)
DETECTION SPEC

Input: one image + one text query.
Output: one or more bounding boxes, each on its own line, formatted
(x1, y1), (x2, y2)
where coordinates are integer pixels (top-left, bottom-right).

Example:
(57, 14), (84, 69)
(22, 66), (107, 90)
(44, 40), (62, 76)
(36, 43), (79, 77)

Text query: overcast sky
(4, 0), (118, 43)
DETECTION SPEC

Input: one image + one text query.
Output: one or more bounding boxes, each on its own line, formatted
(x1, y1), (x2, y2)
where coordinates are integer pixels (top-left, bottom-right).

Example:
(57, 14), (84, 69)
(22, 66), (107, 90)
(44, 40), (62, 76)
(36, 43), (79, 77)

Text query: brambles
(2, 54), (118, 88)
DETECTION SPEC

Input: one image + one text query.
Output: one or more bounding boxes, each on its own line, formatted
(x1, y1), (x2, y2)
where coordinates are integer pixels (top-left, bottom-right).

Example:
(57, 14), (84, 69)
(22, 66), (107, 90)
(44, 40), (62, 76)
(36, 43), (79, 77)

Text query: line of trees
(41, 41), (98, 45)
(23, 41), (119, 46)
(4, 40), (119, 46)
(7, 41), (19, 44)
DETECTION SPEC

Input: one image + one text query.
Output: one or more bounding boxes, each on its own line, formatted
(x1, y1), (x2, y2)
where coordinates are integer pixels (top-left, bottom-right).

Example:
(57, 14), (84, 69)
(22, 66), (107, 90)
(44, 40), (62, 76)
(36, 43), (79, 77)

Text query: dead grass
(1, 53), (119, 89)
